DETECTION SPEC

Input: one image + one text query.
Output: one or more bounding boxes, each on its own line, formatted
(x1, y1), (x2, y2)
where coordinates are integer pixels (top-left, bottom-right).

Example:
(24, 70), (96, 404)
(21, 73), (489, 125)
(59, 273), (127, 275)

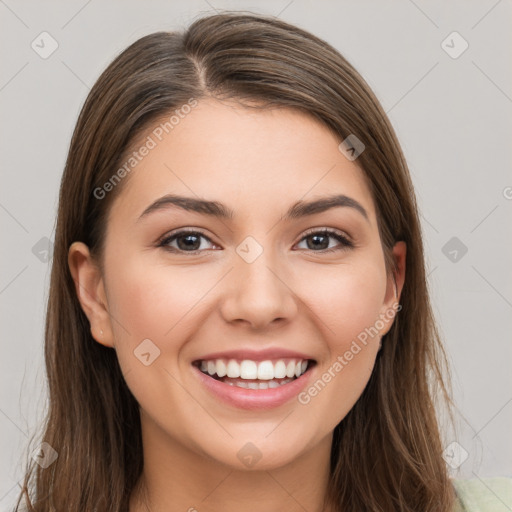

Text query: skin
(68, 98), (406, 512)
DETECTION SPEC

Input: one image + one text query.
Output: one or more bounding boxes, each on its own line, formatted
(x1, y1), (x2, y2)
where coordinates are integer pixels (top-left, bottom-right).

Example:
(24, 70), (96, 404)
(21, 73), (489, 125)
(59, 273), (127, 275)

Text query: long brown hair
(14, 11), (456, 511)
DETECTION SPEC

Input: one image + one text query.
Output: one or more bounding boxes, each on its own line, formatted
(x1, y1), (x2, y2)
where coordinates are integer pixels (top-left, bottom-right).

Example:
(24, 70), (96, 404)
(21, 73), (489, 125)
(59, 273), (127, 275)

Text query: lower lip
(192, 364), (315, 410)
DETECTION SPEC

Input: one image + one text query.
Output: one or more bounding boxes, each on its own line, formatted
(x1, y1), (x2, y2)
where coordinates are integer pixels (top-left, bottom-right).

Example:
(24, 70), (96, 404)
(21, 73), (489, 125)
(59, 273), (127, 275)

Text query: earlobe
(68, 241), (114, 348)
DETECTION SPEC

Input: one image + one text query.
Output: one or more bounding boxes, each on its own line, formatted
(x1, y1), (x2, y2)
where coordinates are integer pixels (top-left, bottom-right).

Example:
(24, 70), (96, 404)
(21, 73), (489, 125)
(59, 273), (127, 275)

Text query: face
(69, 98), (405, 471)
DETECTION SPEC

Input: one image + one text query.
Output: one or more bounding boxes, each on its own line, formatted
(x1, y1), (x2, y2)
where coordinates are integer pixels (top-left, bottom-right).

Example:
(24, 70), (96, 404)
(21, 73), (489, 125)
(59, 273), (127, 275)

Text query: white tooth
(210, 358), (309, 380)
(268, 380), (280, 388)
(286, 360), (296, 378)
(235, 380), (248, 388)
(226, 359), (240, 378)
(200, 360), (208, 372)
(247, 382), (259, 389)
(273, 360), (287, 379)
(257, 360), (274, 380)
(240, 360), (258, 379)
(225, 381), (235, 386)
(216, 359), (227, 377)
(258, 382), (269, 389)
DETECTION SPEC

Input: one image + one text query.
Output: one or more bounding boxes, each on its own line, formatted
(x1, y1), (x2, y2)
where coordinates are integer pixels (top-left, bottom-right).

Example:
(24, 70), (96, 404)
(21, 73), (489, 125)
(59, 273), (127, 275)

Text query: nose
(219, 248), (298, 330)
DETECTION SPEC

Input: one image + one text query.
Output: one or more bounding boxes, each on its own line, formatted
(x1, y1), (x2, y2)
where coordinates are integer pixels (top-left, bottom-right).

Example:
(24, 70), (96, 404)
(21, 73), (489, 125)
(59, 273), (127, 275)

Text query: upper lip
(193, 348), (316, 363)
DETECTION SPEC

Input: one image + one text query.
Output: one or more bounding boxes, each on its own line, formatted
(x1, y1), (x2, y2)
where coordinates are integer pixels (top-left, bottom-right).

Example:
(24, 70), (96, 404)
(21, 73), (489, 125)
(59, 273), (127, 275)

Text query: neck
(129, 411), (335, 512)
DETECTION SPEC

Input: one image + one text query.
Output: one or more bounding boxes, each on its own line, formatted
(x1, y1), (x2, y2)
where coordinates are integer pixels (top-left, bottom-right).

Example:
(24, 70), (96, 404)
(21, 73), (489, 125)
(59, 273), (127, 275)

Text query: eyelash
(157, 227), (354, 255)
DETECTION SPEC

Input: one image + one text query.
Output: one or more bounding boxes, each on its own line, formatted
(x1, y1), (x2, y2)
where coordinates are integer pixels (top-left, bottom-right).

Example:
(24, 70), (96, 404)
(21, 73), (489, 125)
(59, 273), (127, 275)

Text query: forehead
(110, 98), (377, 225)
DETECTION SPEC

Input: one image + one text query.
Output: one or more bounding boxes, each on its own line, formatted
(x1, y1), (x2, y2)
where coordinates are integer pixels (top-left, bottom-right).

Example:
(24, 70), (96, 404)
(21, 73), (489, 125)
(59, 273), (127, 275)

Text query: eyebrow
(137, 193), (369, 223)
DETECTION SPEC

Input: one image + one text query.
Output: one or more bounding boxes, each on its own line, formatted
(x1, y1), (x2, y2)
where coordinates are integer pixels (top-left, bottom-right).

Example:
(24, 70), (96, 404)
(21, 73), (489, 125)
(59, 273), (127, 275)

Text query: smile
(192, 357), (317, 409)
(196, 358), (311, 383)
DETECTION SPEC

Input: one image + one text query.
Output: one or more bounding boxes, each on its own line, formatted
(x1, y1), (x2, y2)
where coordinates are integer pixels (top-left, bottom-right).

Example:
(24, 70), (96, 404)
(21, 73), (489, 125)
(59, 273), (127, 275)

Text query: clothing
(451, 477), (512, 511)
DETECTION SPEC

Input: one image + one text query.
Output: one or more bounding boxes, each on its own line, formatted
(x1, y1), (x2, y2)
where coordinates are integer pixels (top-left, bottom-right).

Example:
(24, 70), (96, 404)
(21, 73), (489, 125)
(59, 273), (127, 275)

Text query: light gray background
(1, 0), (511, 508)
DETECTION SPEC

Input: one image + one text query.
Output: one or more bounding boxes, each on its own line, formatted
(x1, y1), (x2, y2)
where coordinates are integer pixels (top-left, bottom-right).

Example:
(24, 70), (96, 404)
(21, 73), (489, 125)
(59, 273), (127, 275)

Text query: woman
(13, 11), (508, 512)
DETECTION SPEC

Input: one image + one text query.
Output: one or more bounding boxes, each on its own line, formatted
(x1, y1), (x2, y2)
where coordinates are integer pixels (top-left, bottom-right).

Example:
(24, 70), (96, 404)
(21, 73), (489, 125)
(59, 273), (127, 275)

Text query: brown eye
(295, 229), (354, 253)
(158, 230), (215, 253)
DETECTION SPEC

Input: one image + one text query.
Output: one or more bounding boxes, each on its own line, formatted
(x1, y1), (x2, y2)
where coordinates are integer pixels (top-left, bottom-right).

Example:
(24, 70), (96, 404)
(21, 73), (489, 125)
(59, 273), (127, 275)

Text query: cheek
(106, 256), (208, 344)
(295, 261), (385, 422)
(297, 259), (386, 351)
(297, 279), (384, 428)
(104, 258), (208, 416)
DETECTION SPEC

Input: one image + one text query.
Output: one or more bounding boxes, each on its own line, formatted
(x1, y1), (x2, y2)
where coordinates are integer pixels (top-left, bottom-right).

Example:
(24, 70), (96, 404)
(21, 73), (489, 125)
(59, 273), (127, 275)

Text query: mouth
(192, 357), (317, 390)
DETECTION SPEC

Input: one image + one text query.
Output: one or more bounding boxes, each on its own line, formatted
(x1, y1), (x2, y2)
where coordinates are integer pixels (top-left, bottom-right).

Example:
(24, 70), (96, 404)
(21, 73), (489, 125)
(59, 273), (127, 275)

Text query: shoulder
(451, 476), (512, 511)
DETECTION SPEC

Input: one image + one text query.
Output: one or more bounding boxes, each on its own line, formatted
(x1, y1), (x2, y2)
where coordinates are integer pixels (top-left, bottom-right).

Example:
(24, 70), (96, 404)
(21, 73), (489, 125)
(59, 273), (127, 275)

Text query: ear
(68, 241), (115, 348)
(378, 240), (406, 337)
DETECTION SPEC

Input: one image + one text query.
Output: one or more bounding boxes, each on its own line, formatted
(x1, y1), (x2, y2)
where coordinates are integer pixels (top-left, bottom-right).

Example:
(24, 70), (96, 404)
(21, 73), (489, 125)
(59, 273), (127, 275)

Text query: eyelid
(293, 227), (354, 253)
(298, 226), (353, 243)
(157, 226), (354, 253)
(156, 227), (215, 249)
